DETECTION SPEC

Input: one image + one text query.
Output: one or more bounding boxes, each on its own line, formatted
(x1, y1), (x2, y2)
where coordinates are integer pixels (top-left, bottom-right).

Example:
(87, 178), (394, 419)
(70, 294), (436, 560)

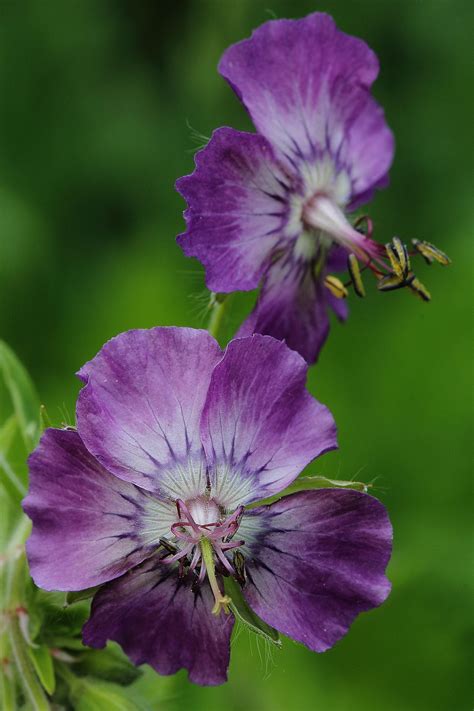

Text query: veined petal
(23, 429), (173, 591)
(200, 335), (337, 508)
(219, 12), (393, 206)
(76, 328), (222, 497)
(83, 559), (234, 686)
(239, 490), (392, 652)
(176, 127), (292, 293)
(236, 255), (332, 364)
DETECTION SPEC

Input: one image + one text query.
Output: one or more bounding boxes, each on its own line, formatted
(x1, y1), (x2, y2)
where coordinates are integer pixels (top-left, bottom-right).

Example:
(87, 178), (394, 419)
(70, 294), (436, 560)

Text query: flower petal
(219, 12), (393, 206)
(239, 489), (392, 652)
(200, 335), (337, 508)
(176, 127), (292, 292)
(76, 328), (222, 497)
(83, 559), (234, 686)
(236, 256), (331, 364)
(23, 429), (173, 591)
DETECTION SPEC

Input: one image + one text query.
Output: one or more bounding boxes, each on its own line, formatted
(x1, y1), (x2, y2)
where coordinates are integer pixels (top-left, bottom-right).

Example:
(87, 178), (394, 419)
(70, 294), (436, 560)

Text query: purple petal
(219, 12), (393, 205)
(200, 335), (337, 508)
(23, 429), (173, 591)
(176, 127), (292, 293)
(83, 559), (234, 686)
(239, 489), (392, 652)
(236, 255), (332, 364)
(76, 328), (222, 496)
(326, 291), (349, 322)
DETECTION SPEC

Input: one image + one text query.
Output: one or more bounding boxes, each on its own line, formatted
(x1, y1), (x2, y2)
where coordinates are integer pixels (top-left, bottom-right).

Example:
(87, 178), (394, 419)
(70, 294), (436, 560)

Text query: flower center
(160, 497), (244, 615)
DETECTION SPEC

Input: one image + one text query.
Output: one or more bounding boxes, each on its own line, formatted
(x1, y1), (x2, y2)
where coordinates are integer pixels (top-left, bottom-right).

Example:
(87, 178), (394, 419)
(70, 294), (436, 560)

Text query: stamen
(347, 253), (366, 297)
(377, 272), (413, 292)
(199, 537), (231, 615)
(412, 239), (451, 266)
(324, 275), (348, 299)
(232, 550), (247, 586)
(159, 538), (178, 555)
(409, 276), (431, 301)
(385, 237), (410, 280)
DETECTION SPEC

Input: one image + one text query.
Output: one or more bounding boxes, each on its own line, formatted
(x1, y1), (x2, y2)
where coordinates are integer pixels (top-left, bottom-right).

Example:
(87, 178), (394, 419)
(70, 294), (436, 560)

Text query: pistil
(199, 537), (232, 616)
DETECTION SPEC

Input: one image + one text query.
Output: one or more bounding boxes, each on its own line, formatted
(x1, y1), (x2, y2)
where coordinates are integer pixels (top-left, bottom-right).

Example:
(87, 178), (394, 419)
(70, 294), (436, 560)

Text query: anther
(232, 550), (247, 587)
(412, 239), (451, 266)
(377, 272), (413, 292)
(409, 276), (431, 301)
(159, 538), (178, 555)
(324, 275), (348, 299)
(347, 254), (366, 297)
(385, 237), (410, 280)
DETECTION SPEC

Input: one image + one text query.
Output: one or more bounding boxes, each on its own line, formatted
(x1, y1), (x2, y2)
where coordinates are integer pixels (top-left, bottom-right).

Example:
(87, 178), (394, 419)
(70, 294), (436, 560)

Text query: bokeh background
(0, 0), (472, 709)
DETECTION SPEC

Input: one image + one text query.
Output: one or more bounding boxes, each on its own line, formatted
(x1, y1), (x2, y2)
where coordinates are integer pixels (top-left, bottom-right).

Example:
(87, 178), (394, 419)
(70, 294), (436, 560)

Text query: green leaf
(0, 340), (41, 452)
(65, 586), (100, 606)
(75, 643), (141, 686)
(224, 577), (281, 647)
(0, 414), (18, 454)
(70, 677), (141, 711)
(27, 645), (56, 695)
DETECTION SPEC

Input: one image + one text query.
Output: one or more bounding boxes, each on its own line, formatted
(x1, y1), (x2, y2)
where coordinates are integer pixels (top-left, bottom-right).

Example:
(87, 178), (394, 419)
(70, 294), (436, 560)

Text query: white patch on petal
(139, 495), (177, 546)
(210, 462), (258, 512)
(158, 456), (208, 502)
(293, 231), (318, 261)
(285, 154), (352, 250)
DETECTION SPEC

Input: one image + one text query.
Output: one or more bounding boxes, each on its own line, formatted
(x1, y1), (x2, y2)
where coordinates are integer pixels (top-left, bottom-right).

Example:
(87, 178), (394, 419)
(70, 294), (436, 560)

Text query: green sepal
(295, 475), (371, 493)
(0, 340), (41, 452)
(65, 586), (101, 606)
(224, 576), (281, 647)
(27, 644), (56, 695)
(251, 475), (371, 508)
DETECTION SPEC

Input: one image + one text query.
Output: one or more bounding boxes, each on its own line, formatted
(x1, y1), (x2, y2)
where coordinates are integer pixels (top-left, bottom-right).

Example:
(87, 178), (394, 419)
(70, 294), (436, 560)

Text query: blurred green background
(0, 0), (472, 709)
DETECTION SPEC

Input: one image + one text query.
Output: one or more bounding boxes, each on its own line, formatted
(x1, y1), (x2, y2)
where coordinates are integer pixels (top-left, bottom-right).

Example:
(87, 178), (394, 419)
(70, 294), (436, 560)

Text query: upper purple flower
(23, 328), (392, 685)
(176, 12), (395, 362)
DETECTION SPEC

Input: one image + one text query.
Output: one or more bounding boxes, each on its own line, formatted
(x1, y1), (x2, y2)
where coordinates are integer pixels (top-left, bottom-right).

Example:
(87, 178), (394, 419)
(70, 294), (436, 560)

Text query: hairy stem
(207, 294), (232, 342)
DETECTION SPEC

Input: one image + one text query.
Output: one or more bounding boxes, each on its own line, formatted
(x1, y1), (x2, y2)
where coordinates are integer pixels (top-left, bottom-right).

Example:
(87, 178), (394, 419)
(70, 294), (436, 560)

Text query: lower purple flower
(23, 328), (392, 685)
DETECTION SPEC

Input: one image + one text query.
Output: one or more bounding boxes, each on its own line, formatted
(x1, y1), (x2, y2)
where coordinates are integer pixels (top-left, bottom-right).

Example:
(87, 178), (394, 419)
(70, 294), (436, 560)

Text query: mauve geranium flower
(23, 328), (392, 685)
(176, 13), (448, 363)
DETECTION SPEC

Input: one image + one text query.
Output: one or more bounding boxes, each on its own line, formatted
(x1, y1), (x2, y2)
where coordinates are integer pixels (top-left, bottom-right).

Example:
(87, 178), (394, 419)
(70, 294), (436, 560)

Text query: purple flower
(177, 12), (439, 363)
(23, 328), (392, 685)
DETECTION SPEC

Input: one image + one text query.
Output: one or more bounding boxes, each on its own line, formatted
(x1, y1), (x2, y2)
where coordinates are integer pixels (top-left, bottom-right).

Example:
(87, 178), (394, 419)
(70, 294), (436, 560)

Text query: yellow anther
(347, 254), (366, 297)
(385, 237), (410, 279)
(412, 239), (451, 266)
(324, 275), (348, 299)
(409, 276), (431, 301)
(376, 272), (406, 292)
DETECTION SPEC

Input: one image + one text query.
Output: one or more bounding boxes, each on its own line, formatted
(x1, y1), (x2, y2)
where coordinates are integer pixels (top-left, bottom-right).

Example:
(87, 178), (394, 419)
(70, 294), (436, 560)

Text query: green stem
(8, 618), (49, 711)
(0, 639), (15, 711)
(2, 515), (50, 711)
(199, 538), (231, 615)
(207, 294), (231, 342)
